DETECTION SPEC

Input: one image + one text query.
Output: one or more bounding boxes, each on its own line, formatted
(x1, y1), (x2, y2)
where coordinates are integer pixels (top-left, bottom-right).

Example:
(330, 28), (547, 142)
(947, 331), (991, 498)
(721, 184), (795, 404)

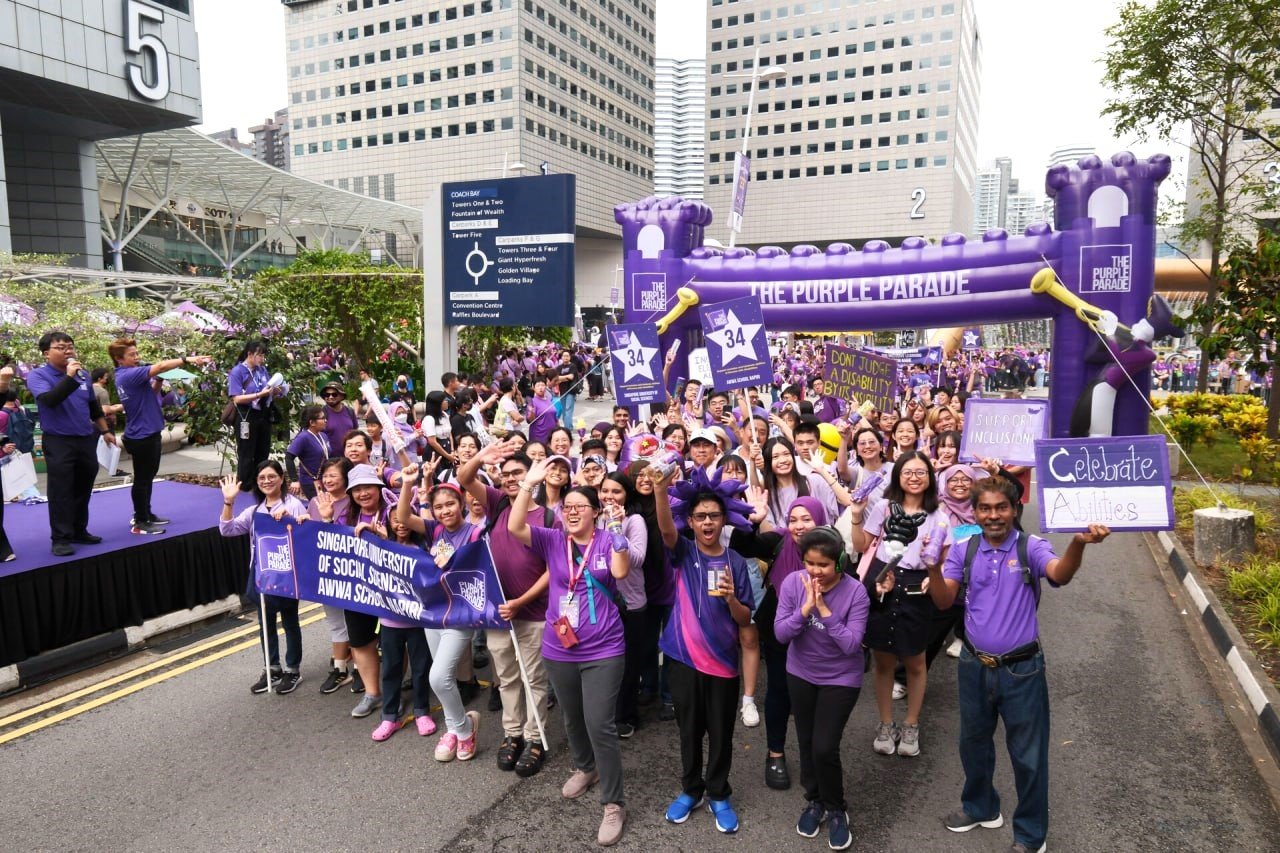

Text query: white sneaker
(946, 638), (963, 658)
(891, 681), (907, 700)
(872, 722), (900, 755)
(741, 700), (760, 727)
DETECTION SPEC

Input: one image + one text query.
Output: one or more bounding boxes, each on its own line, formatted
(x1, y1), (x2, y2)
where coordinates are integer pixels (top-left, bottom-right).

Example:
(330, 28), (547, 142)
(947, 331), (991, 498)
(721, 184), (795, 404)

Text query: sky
(193, 0), (1184, 200)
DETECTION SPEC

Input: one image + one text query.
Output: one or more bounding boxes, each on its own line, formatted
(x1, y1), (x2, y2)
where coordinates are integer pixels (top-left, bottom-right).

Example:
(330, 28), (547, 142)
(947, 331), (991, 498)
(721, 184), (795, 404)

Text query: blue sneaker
(797, 800), (827, 837)
(827, 809), (852, 850)
(664, 792), (704, 824)
(708, 798), (739, 833)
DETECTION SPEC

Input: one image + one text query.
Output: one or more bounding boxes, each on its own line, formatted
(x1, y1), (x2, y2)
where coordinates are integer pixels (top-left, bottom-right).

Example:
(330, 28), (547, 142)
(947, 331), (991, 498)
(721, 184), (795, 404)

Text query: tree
(1195, 234), (1280, 439)
(257, 249), (423, 377)
(457, 325), (572, 376)
(1102, 0), (1280, 391)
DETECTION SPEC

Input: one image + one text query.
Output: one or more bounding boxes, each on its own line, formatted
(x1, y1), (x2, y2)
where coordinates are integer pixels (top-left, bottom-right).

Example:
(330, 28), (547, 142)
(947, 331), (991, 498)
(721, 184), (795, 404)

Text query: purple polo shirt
(115, 364), (165, 439)
(943, 530), (1058, 655)
(811, 394), (843, 423)
(774, 570), (870, 687)
(27, 363), (96, 436)
(530, 525), (625, 663)
(484, 484), (554, 621)
(321, 404), (359, 454)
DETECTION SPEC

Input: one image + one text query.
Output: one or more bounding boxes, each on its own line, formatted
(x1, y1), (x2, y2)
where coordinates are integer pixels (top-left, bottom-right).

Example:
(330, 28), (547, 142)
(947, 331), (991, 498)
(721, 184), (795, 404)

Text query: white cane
(258, 591), (274, 694)
(484, 538), (548, 748)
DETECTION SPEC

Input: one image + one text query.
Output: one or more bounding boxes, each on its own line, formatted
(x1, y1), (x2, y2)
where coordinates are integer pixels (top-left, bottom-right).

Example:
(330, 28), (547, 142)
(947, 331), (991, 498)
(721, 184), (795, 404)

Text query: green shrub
(1225, 554), (1280, 601)
(1164, 412), (1219, 450)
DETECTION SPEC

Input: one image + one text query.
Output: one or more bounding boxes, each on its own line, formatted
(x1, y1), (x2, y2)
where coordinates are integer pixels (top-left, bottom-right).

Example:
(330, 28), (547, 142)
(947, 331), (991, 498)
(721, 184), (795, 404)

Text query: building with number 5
(0, 0), (201, 265)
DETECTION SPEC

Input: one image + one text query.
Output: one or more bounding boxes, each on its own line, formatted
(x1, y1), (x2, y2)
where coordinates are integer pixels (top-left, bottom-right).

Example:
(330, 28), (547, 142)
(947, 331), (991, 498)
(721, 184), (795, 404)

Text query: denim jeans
(559, 391), (577, 429)
(957, 647), (1050, 849)
(259, 594), (302, 672)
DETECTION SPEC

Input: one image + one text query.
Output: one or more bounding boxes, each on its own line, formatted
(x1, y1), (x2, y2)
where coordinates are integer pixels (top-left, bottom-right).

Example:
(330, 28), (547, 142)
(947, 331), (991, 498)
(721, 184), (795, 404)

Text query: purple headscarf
(768, 496), (828, 591)
(938, 464), (989, 527)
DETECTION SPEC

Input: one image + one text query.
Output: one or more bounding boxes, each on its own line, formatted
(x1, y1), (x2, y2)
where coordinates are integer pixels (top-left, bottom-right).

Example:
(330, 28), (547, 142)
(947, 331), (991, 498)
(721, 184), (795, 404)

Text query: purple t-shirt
(114, 364), (164, 439)
(28, 363), (96, 436)
(484, 484), (554, 621)
(227, 362), (270, 409)
(811, 394), (843, 423)
(530, 525), (625, 663)
(774, 570), (870, 687)
(943, 531), (1057, 655)
(321, 404), (359, 455)
(527, 395), (558, 443)
(659, 537), (754, 679)
(287, 429), (332, 487)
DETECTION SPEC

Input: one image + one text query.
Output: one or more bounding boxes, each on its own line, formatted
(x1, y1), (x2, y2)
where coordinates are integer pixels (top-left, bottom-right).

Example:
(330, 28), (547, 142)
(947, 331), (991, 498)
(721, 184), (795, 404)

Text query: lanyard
(565, 532), (602, 625)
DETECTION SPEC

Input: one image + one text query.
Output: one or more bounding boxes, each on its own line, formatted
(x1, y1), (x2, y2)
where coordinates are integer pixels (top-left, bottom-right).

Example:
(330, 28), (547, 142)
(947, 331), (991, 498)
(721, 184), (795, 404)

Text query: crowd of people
(209, 341), (1112, 853)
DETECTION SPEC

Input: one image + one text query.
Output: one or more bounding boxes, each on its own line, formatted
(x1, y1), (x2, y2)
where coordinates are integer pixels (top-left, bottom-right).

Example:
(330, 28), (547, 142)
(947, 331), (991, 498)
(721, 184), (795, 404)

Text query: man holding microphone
(27, 331), (118, 556)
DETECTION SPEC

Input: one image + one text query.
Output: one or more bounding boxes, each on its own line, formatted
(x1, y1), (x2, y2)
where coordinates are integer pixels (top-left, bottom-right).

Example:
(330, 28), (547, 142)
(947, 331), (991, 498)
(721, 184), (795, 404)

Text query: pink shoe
(371, 719), (401, 742)
(415, 714), (437, 736)
(457, 710), (481, 761)
(434, 732), (459, 762)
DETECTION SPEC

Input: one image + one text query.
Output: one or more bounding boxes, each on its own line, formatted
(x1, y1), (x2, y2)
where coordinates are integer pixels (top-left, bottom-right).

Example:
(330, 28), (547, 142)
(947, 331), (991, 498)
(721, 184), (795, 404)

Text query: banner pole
(258, 593), (273, 694)
(485, 538), (547, 748)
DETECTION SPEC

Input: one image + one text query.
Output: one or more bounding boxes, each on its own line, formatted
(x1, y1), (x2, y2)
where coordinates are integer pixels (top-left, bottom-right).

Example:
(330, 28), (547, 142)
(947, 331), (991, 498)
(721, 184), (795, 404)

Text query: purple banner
(700, 295), (771, 390)
(959, 398), (1049, 467)
(607, 323), (664, 406)
(823, 344), (896, 414)
(1034, 435), (1173, 532)
(251, 515), (510, 629)
(730, 152), (750, 231)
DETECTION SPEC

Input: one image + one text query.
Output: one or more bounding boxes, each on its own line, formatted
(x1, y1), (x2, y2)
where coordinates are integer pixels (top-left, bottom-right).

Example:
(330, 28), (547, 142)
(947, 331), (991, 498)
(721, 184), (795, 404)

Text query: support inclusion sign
(1034, 435), (1173, 533)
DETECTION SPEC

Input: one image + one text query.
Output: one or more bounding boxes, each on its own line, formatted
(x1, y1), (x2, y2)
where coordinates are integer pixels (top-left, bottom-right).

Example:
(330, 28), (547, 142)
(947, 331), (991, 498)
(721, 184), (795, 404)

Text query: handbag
(1, 451), (38, 497)
(221, 400), (241, 428)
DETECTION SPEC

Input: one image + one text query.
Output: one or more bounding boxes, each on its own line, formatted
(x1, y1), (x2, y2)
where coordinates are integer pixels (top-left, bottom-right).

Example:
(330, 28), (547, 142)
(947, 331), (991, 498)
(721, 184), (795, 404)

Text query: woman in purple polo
(508, 457), (630, 847)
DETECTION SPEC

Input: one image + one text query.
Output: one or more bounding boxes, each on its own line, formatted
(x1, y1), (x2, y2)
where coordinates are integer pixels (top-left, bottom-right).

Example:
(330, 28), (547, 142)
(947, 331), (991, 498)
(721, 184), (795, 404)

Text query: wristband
(609, 531), (629, 552)
(224, 500), (234, 507)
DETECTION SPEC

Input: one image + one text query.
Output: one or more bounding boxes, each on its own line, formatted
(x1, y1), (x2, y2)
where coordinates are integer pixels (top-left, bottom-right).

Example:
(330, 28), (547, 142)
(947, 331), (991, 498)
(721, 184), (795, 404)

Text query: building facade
(208, 128), (255, 157)
(0, 0), (202, 264)
(701, 0), (980, 247)
(249, 109), (291, 171)
(654, 57), (704, 199)
(971, 155), (1010, 234)
(282, 0), (657, 306)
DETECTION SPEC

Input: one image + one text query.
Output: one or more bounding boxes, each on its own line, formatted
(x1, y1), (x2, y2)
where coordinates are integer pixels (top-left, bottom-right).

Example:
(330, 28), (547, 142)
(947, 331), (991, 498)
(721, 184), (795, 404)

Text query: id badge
(239, 420), (250, 440)
(433, 540), (456, 562)
(559, 594), (580, 629)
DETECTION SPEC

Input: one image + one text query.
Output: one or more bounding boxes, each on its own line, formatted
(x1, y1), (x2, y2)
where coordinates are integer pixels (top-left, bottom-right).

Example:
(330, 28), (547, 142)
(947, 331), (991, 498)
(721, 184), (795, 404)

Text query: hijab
(768, 496), (828, 591)
(937, 464), (989, 527)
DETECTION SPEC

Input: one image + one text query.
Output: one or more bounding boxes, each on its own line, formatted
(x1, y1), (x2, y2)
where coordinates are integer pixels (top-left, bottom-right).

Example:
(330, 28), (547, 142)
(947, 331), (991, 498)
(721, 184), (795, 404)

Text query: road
(1, 400), (1277, 850)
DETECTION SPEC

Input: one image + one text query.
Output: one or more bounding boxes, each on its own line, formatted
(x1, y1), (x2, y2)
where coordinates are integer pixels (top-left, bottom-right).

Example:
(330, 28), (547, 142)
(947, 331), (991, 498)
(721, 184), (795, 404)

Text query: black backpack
(959, 532), (1037, 608)
(8, 405), (34, 454)
(483, 495), (555, 538)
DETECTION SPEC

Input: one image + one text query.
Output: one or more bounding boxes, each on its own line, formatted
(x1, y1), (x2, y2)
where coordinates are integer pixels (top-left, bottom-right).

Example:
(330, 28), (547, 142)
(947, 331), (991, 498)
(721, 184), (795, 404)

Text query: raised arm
(507, 458), (549, 547)
(394, 463), (428, 535)
(652, 465), (679, 551)
(458, 438), (510, 506)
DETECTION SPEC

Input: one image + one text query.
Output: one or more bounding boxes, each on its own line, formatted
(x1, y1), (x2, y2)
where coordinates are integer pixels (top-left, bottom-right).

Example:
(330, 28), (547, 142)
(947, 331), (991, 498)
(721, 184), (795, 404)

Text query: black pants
(788, 674), (860, 811)
(616, 606), (652, 727)
(122, 432), (162, 524)
(0, 470), (11, 559)
(235, 408), (273, 490)
(668, 658), (740, 801)
(755, 586), (792, 753)
(42, 433), (98, 544)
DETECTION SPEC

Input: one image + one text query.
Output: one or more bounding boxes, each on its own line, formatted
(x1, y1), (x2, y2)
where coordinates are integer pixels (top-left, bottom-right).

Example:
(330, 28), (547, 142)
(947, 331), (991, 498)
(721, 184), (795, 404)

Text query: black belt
(962, 639), (1040, 668)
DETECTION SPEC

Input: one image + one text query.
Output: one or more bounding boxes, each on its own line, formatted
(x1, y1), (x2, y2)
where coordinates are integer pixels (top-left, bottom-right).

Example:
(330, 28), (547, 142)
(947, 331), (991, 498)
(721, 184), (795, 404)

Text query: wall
(3, 128), (98, 265)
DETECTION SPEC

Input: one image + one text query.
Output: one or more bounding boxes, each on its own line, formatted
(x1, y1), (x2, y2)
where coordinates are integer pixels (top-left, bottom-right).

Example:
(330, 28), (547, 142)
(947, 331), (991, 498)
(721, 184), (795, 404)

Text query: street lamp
(725, 48), (787, 246)
(502, 152), (527, 177)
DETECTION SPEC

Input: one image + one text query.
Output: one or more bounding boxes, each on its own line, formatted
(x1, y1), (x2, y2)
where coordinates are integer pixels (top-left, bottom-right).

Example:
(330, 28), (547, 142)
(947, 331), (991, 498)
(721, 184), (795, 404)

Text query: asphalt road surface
(2, 477), (1278, 850)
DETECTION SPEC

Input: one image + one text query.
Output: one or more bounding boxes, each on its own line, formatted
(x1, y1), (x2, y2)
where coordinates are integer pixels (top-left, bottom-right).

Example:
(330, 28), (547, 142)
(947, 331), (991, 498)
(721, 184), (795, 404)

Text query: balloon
(817, 422), (841, 465)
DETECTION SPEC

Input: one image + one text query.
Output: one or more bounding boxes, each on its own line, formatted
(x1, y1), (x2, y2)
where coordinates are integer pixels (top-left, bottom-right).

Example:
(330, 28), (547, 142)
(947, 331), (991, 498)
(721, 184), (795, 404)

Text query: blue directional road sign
(441, 174), (576, 327)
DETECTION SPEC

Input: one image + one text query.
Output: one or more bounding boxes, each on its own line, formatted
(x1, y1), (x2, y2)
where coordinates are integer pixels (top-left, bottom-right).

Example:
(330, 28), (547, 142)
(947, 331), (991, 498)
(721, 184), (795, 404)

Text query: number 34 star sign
(700, 295), (771, 390)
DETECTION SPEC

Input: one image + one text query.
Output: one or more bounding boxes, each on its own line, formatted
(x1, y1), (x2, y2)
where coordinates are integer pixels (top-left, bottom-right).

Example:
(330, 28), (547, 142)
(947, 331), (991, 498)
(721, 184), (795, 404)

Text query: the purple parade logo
(445, 570), (488, 612)
(631, 273), (667, 313)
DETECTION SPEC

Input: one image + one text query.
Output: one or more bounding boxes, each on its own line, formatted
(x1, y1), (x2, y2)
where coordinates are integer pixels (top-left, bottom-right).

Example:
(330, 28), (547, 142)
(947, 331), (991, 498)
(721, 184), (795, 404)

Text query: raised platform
(0, 481), (250, 667)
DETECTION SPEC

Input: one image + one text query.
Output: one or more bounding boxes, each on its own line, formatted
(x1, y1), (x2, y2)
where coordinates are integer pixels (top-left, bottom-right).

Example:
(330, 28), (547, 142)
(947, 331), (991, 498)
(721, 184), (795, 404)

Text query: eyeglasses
(499, 470), (526, 479)
(901, 469), (930, 479)
(562, 504), (592, 515)
(48, 344), (76, 352)
(691, 512), (724, 522)
(322, 393), (341, 399)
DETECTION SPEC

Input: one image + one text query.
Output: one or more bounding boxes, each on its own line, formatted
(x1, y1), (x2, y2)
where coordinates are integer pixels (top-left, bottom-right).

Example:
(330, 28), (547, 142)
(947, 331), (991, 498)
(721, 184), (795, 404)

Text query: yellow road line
(0, 604), (321, 731)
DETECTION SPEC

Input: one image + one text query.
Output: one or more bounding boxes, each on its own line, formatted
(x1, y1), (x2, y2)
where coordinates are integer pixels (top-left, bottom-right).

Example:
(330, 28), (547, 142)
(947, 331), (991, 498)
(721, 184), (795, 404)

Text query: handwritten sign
(1034, 435), (1173, 532)
(823, 344), (896, 413)
(959, 398), (1048, 467)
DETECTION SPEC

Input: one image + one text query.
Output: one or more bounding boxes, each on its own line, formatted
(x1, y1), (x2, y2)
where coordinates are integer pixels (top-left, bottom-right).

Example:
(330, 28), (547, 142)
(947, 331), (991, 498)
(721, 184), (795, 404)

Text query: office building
(282, 0), (657, 302)
(1046, 143), (1095, 171)
(249, 109), (291, 171)
(208, 128), (255, 158)
(971, 155), (1010, 233)
(702, 0), (981, 246)
(654, 57), (705, 199)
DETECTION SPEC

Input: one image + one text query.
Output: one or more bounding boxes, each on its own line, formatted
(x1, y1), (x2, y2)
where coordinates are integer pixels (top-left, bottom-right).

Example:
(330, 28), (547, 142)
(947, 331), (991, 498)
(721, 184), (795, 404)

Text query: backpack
(8, 405), (35, 453)
(959, 532), (1037, 610)
(482, 495), (555, 538)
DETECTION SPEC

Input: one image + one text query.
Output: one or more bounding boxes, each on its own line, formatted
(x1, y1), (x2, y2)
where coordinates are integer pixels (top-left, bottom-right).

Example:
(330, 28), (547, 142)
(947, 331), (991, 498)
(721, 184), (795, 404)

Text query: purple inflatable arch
(615, 152), (1171, 438)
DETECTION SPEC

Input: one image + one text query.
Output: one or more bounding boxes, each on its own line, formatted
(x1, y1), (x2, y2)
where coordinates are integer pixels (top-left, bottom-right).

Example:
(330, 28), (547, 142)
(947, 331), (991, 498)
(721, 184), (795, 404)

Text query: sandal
(514, 740), (545, 778)
(497, 735), (525, 772)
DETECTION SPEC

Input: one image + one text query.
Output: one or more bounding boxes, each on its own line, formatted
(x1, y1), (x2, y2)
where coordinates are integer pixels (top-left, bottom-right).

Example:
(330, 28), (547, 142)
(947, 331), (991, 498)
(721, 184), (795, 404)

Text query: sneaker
(891, 681), (907, 700)
(350, 669), (366, 694)
(664, 792), (705, 824)
(320, 664), (352, 694)
(371, 719), (401, 742)
(473, 648), (491, 669)
(598, 803), (626, 847)
(497, 735), (525, 771)
(741, 699), (760, 727)
(707, 798), (739, 834)
(827, 809), (852, 850)
(796, 801), (827, 837)
(415, 714), (437, 736)
(946, 637), (963, 658)
(457, 710), (480, 760)
(488, 683), (503, 712)
(616, 722), (636, 739)
(276, 671), (302, 695)
(872, 722), (900, 755)
(148, 515), (171, 525)
(130, 522), (165, 535)
(897, 723), (920, 757)
(765, 754), (791, 790)
(250, 669), (280, 695)
(434, 733), (459, 762)
(561, 768), (599, 799)
(658, 701), (676, 721)
(944, 809), (1004, 833)
(351, 693), (381, 718)
(514, 740), (545, 778)
(1010, 844), (1046, 853)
